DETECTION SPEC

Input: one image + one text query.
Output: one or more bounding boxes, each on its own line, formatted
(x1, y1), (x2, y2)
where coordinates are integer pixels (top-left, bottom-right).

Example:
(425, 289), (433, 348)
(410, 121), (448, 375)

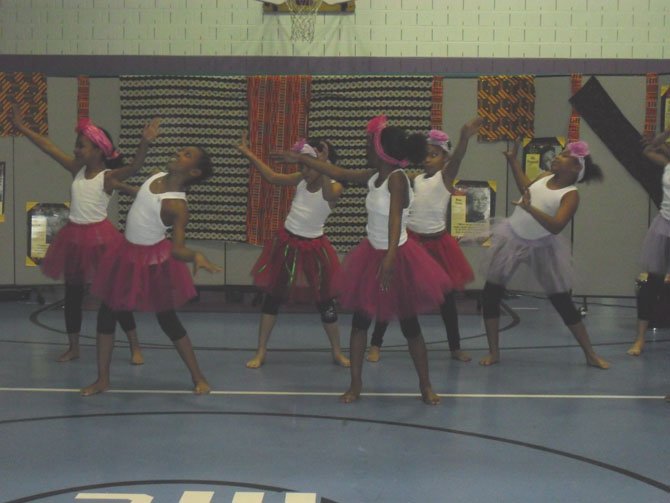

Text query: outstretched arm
(271, 150), (375, 185)
(107, 178), (140, 197)
(238, 131), (302, 186)
(504, 139), (534, 193)
(106, 118), (161, 187)
(642, 129), (670, 167)
(514, 188), (579, 234)
(11, 104), (81, 174)
(315, 141), (344, 205)
(443, 116), (483, 184)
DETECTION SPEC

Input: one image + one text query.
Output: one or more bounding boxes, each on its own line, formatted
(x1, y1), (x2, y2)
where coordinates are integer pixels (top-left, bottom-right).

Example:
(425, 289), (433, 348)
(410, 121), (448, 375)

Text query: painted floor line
(0, 387), (664, 399)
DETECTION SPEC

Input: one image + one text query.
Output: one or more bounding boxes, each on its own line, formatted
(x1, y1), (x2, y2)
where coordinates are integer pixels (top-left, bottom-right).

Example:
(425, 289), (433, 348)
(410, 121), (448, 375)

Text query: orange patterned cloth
(644, 73), (658, 140)
(246, 75), (312, 246)
(431, 76), (443, 129)
(477, 75), (534, 141)
(568, 74), (582, 142)
(77, 75), (89, 121)
(0, 72), (48, 136)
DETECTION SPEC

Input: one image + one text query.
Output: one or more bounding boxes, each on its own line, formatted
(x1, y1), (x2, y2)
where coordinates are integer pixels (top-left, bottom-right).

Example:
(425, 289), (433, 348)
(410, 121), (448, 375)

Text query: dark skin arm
(503, 139), (534, 194)
(642, 129), (670, 167)
(238, 131), (303, 186)
(378, 171), (408, 290)
(107, 178), (140, 197)
(442, 116), (483, 184)
(104, 118), (161, 190)
(271, 150), (375, 185)
(513, 186), (580, 235)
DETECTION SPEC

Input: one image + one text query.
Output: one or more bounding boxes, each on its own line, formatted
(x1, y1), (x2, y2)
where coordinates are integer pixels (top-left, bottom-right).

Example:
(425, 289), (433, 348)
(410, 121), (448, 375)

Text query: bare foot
(626, 340), (644, 356)
(421, 387), (441, 405)
(80, 380), (109, 397)
(57, 348), (79, 362)
(339, 382), (362, 404)
(193, 380), (211, 395)
(479, 352), (500, 366)
(130, 349), (144, 365)
(586, 354), (610, 369)
(333, 353), (351, 367)
(366, 345), (381, 363)
(451, 350), (472, 362)
(246, 351), (266, 369)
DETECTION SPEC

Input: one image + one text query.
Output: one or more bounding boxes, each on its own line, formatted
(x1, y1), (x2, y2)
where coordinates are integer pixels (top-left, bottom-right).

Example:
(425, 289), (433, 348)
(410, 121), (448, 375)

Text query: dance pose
(81, 146), (221, 396)
(11, 105), (159, 363)
(238, 133), (350, 368)
(479, 140), (609, 369)
(368, 117), (482, 363)
(627, 128), (670, 356)
(274, 115), (452, 404)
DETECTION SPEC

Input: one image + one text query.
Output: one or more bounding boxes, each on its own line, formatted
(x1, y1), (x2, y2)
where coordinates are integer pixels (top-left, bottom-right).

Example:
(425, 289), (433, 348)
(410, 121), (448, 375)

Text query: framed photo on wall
(522, 137), (566, 181)
(26, 202), (69, 266)
(448, 180), (497, 245)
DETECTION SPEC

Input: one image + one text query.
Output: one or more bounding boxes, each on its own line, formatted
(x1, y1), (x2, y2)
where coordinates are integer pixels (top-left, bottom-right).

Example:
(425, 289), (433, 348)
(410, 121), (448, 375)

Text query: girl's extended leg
(247, 294), (281, 369)
(316, 299), (350, 367)
(80, 303), (117, 396)
(628, 273), (664, 356)
(440, 291), (471, 362)
(479, 282), (504, 366)
(340, 312), (369, 403)
(400, 317), (439, 405)
(60, 283), (85, 362)
(117, 311), (144, 365)
(367, 321), (387, 362)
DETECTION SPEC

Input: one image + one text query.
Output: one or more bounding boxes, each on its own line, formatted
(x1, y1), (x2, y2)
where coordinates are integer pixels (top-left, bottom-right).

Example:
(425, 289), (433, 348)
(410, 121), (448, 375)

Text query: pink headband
(427, 129), (452, 154)
(291, 138), (317, 158)
(366, 115), (409, 168)
(566, 141), (589, 182)
(75, 118), (120, 160)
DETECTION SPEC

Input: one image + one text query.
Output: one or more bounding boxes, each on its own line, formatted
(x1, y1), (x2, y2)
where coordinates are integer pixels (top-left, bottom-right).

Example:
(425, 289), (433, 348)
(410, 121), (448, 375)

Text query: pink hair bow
(427, 129), (449, 143)
(291, 138), (317, 158)
(366, 115), (388, 134)
(365, 114), (409, 168)
(75, 118), (120, 160)
(567, 141), (590, 158)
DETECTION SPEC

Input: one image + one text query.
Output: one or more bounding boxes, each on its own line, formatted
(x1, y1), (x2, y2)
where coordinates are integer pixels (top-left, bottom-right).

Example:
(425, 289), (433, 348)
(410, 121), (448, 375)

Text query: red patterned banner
(431, 76), (443, 129)
(644, 72), (658, 139)
(477, 75), (534, 141)
(0, 72), (48, 136)
(77, 75), (89, 121)
(246, 75), (312, 246)
(568, 74), (582, 142)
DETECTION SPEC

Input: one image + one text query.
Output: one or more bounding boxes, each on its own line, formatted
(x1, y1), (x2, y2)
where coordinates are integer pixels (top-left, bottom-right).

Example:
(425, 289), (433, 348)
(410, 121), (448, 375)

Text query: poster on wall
(661, 85), (670, 133)
(448, 180), (497, 245)
(26, 202), (69, 266)
(0, 161), (5, 223)
(522, 137), (566, 181)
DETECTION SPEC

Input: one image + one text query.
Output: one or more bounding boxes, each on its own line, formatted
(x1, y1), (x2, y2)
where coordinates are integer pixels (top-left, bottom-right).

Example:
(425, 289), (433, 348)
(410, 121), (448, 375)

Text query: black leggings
(65, 284), (136, 334)
(261, 293), (338, 324)
(97, 303), (184, 341)
(637, 273), (665, 321)
(482, 281), (581, 326)
(353, 312), (421, 340)
(370, 292), (461, 350)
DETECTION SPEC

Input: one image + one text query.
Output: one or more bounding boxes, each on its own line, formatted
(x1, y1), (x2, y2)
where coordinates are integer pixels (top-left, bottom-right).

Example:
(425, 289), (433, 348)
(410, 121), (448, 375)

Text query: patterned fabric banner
(477, 75), (534, 141)
(246, 75), (311, 246)
(644, 73), (658, 139)
(0, 72), (48, 136)
(77, 76), (89, 121)
(568, 74), (582, 142)
(118, 75), (248, 241)
(431, 76), (443, 129)
(309, 75), (436, 252)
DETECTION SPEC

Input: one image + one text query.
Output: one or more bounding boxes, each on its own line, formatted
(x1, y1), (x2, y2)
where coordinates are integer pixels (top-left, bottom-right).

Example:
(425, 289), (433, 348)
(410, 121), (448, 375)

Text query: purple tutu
(408, 230), (474, 290)
(91, 238), (196, 312)
(640, 214), (670, 275)
(484, 219), (574, 294)
(41, 219), (123, 285)
(335, 238), (452, 322)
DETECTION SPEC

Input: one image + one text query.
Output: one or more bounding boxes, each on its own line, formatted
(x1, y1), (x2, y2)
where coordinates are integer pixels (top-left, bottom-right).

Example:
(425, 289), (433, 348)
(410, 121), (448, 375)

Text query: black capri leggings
(352, 312), (421, 339)
(97, 303), (184, 341)
(65, 284), (136, 334)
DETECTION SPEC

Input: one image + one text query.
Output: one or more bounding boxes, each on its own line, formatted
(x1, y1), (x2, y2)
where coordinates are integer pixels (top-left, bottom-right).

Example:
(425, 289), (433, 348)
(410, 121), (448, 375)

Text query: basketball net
(286, 0), (323, 42)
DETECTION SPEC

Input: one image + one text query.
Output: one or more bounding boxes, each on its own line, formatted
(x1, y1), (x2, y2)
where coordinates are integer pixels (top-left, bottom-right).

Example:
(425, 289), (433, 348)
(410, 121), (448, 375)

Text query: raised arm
(238, 131), (302, 186)
(106, 118), (161, 185)
(443, 116), (483, 183)
(271, 150), (374, 185)
(504, 139), (533, 193)
(11, 104), (81, 174)
(514, 188), (579, 235)
(642, 129), (670, 167)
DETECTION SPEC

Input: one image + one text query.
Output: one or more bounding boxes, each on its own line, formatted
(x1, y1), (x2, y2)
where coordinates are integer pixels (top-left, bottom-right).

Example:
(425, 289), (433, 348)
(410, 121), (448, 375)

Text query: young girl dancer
(479, 140), (609, 369)
(238, 132), (350, 368)
(627, 128), (670, 356)
(11, 105), (159, 364)
(81, 146), (222, 396)
(367, 117), (483, 363)
(273, 115), (452, 405)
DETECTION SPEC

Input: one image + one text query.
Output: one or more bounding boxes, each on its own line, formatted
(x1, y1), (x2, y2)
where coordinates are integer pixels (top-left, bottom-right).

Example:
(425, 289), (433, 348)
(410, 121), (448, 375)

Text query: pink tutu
(252, 227), (341, 303)
(640, 214), (670, 275)
(408, 230), (474, 290)
(335, 238), (452, 322)
(41, 219), (123, 285)
(484, 219), (574, 294)
(91, 238), (196, 312)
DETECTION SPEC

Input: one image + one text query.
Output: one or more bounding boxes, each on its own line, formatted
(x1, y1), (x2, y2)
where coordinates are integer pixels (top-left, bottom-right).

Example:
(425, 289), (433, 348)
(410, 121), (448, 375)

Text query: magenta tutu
(408, 230), (474, 290)
(336, 238), (452, 322)
(252, 227), (341, 302)
(91, 238), (196, 312)
(40, 219), (123, 284)
(640, 214), (670, 275)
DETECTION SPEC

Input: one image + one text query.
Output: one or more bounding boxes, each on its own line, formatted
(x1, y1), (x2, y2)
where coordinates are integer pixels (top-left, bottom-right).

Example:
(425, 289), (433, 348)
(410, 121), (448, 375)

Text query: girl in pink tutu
(367, 117), (483, 364)
(11, 105), (159, 364)
(479, 140), (609, 369)
(238, 132), (350, 369)
(627, 128), (670, 356)
(82, 146), (222, 396)
(273, 115), (452, 405)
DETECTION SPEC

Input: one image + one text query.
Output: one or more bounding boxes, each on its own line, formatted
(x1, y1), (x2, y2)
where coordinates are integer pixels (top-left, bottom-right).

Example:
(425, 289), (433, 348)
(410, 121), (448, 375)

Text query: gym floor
(0, 289), (668, 503)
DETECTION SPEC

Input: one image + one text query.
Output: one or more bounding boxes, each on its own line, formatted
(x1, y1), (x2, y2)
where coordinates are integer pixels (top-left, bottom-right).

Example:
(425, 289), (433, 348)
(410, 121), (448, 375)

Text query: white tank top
(661, 163), (670, 220)
(407, 172), (450, 234)
(508, 175), (577, 240)
(125, 173), (187, 246)
(68, 167), (111, 224)
(366, 170), (412, 250)
(284, 179), (333, 238)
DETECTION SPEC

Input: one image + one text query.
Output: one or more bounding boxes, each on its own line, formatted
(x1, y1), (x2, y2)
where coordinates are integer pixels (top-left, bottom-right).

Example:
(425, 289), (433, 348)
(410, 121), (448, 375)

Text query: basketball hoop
(286, 0), (323, 42)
